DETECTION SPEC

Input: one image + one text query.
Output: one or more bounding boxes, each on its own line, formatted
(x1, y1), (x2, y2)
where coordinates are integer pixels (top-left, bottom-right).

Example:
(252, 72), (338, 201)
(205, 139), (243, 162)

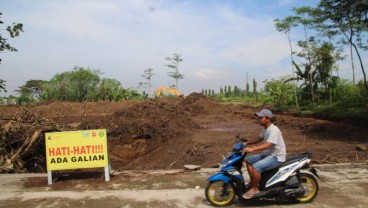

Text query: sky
(0, 0), (362, 97)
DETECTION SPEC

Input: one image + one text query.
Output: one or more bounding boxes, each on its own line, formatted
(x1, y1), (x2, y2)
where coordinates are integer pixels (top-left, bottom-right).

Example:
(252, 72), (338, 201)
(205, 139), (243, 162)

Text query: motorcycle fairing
(265, 157), (310, 188)
(208, 172), (231, 183)
(208, 168), (245, 182)
(220, 154), (244, 171)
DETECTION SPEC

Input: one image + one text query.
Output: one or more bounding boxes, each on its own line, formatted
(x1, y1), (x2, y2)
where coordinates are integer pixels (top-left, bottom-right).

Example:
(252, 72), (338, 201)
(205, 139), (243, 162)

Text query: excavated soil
(0, 93), (367, 173)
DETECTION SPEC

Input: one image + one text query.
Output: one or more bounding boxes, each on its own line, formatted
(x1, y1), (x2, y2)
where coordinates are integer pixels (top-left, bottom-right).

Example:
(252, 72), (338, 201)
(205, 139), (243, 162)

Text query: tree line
(1, 67), (145, 104)
(272, 0), (367, 110)
(0, 52), (184, 104)
(199, 0), (367, 120)
(1, 0), (367, 118)
(202, 78), (258, 98)
(1, 10), (185, 103)
(202, 0), (367, 114)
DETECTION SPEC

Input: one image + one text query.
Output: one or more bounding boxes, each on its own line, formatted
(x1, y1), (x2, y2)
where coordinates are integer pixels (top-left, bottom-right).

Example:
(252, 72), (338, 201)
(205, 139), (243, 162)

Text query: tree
(227, 85), (232, 96)
(233, 85), (242, 97)
(139, 68), (154, 97)
(274, 16), (299, 107)
(0, 79), (5, 92)
(252, 78), (257, 95)
(16, 80), (48, 100)
(165, 53), (184, 90)
(317, 0), (368, 95)
(42, 66), (100, 102)
(292, 6), (318, 105)
(0, 12), (24, 92)
(264, 77), (294, 106)
(314, 43), (335, 86)
(293, 36), (342, 105)
(70, 67), (101, 101)
(291, 61), (316, 102)
(246, 82), (250, 96)
(95, 78), (125, 101)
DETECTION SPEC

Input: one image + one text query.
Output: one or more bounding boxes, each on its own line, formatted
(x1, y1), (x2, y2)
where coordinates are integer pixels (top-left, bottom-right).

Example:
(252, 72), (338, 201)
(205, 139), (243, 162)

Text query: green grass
(211, 95), (368, 124)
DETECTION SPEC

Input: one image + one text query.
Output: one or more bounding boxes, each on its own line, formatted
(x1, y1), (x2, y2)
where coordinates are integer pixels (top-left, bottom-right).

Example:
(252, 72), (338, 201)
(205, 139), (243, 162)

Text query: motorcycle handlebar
(240, 137), (248, 143)
(235, 134), (248, 143)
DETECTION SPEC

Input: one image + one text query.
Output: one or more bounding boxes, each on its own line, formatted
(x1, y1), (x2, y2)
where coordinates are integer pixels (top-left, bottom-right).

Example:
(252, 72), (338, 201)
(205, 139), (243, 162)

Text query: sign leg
(47, 171), (52, 185)
(104, 166), (110, 181)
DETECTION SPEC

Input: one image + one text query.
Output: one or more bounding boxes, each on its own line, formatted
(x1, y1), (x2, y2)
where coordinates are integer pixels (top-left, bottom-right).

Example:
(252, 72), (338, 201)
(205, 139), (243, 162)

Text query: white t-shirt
(259, 123), (286, 162)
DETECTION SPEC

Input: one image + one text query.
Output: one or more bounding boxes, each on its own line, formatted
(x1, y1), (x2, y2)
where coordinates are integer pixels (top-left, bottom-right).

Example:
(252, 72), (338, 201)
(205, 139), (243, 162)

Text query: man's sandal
(243, 190), (260, 199)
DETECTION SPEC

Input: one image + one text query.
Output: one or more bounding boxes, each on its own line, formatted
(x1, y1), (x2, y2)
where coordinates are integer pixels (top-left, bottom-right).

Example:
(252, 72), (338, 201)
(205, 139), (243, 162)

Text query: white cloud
(0, 0), (323, 96)
(196, 68), (231, 80)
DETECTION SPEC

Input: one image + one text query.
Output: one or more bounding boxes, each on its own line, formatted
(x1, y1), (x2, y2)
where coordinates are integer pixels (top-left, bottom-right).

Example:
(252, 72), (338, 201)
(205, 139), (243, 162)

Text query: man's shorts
(245, 154), (280, 173)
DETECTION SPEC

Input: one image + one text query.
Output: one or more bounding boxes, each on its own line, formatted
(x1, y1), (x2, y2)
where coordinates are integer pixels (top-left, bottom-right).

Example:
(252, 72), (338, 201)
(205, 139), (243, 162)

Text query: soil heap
(0, 93), (367, 173)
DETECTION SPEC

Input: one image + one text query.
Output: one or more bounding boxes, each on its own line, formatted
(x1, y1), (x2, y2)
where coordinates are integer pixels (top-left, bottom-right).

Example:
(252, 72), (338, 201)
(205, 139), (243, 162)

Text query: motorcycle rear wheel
(295, 172), (319, 203)
(205, 181), (236, 207)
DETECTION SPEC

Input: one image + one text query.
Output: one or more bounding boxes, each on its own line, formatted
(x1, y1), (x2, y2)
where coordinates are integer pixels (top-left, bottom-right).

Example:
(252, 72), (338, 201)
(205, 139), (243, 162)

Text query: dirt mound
(0, 93), (224, 172)
(0, 108), (59, 173)
(106, 93), (230, 140)
(178, 92), (227, 114)
(105, 93), (226, 170)
(1, 93), (367, 173)
(107, 97), (197, 139)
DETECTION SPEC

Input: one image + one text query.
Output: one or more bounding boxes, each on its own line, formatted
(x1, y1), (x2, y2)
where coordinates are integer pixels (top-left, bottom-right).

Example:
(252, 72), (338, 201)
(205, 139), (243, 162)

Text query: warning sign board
(45, 129), (108, 171)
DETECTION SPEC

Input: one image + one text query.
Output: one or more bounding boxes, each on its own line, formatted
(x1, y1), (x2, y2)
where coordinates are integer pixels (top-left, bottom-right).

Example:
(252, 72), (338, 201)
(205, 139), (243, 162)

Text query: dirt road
(0, 163), (367, 208)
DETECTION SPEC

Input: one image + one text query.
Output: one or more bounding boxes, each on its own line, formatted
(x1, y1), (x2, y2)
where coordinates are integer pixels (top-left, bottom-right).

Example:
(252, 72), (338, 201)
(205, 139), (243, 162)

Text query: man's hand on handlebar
(243, 147), (254, 153)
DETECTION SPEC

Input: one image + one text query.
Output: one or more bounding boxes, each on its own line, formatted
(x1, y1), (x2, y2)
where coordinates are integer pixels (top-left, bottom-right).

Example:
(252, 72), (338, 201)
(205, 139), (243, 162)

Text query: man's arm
(245, 137), (263, 145)
(244, 142), (274, 153)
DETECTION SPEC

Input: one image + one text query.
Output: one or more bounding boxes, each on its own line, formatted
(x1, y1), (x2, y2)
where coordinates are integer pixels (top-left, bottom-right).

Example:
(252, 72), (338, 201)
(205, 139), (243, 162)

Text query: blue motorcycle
(205, 135), (319, 206)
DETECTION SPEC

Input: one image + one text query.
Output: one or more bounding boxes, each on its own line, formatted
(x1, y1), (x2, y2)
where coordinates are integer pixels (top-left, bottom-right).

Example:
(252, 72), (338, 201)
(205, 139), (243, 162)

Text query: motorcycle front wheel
(295, 172), (319, 203)
(205, 181), (236, 207)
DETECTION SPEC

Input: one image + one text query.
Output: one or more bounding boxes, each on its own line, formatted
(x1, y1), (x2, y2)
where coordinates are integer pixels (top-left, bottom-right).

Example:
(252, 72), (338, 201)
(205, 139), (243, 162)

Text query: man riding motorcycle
(242, 109), (286, 199)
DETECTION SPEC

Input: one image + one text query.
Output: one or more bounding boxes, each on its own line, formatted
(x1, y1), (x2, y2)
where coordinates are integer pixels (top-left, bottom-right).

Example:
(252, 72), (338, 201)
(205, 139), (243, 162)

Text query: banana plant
(284, 61), (318, 102)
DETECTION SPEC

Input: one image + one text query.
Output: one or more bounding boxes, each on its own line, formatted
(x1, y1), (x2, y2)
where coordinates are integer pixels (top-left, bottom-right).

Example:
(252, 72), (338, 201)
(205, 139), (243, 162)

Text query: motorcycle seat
(280, 152), (312, 167)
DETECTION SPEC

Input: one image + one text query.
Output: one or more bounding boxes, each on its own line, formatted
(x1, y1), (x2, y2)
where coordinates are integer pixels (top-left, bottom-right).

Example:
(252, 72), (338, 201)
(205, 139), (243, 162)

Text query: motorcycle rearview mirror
(240, 137), (248, 143)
